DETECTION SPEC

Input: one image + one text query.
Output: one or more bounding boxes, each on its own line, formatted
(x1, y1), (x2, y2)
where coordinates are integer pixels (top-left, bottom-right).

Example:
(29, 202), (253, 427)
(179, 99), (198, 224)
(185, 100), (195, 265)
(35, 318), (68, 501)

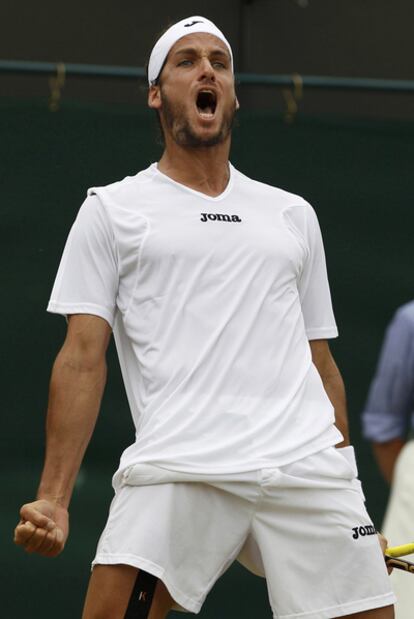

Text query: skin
(148, 32), (239, 197)
(372, 438), (405, 484)
(14, 32), (393, 619)
(14, 314), (111, 558)
(310, 339), (349, 447)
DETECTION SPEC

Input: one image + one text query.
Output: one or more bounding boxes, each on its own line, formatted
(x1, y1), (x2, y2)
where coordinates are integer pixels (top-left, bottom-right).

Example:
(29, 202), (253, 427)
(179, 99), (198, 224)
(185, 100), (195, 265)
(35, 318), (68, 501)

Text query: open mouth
(196, 90), (217, 118)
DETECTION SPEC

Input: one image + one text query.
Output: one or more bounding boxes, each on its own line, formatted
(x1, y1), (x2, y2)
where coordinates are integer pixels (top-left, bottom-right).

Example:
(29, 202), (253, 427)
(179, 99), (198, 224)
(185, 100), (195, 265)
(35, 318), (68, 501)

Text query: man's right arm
(14, 313), (112, 557)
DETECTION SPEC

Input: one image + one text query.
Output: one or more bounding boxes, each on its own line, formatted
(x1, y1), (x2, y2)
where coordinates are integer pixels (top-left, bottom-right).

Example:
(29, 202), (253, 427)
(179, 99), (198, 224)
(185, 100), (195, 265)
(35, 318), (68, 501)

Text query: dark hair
(145, 63), (164, 145)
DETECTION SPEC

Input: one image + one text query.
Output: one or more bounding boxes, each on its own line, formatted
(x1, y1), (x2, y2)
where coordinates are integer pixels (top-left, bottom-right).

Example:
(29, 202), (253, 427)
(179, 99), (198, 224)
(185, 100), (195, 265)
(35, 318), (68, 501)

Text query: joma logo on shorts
(352, 525), (376, 539)
(200, 213), (242, 222)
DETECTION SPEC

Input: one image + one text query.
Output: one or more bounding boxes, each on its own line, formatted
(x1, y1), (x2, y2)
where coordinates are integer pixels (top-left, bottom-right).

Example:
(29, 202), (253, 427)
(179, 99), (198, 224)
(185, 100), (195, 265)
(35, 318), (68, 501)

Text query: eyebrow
(173, 47), (231, 61)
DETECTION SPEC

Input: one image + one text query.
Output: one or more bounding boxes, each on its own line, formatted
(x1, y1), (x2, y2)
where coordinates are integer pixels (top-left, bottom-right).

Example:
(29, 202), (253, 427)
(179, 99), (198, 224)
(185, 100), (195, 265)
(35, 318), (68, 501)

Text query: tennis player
(14, 16), (395, 619)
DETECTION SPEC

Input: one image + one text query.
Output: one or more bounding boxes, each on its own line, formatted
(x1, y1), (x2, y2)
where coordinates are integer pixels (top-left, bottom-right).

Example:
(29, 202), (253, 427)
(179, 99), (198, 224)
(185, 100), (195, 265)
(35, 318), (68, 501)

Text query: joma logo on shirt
(200, 213), (242, 223)
(352, 525), (376, 539)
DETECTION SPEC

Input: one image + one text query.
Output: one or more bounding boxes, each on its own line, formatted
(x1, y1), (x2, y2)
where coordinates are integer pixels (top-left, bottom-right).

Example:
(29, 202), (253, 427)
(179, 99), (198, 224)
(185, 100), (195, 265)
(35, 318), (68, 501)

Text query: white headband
(148, 16), (234, 85)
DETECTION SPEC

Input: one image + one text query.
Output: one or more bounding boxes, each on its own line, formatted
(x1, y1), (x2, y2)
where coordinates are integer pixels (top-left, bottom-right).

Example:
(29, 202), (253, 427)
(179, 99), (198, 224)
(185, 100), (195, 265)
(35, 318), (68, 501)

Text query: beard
(159, 87), (237, 148)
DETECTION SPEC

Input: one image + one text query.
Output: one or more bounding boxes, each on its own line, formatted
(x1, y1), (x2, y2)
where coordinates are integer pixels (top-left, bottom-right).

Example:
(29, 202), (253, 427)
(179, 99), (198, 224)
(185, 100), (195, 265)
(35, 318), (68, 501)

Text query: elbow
(54, 344), (107, 375)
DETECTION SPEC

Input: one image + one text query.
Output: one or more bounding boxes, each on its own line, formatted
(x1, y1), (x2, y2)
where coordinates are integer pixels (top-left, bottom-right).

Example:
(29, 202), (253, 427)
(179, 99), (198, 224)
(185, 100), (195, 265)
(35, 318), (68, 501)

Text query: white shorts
(92, 447), (395, 619)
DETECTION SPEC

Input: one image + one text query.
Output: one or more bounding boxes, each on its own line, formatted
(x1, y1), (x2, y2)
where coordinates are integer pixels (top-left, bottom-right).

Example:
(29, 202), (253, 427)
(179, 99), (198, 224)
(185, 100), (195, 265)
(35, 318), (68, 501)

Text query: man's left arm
(310, 340), (394, 558)
(310, 339), (349, 447)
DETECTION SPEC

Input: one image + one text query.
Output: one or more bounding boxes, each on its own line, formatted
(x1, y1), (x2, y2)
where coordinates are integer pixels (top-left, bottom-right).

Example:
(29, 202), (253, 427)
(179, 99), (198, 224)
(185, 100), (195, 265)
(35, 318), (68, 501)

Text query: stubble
(159, 87), (237, 148)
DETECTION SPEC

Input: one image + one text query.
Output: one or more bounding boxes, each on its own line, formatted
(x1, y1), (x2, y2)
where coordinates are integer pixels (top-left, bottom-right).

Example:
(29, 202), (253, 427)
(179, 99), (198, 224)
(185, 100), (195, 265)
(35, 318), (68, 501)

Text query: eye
(177, 59), (193, 67)
(212, 61), (226, 69)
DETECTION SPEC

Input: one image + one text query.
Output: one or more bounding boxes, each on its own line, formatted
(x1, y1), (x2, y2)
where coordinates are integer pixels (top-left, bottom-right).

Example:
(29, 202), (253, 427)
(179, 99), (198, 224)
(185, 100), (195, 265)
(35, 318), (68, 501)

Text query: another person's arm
(372, 439), (405, 485)
(362, 306), (414, 484)
(14, 314), (111, 557)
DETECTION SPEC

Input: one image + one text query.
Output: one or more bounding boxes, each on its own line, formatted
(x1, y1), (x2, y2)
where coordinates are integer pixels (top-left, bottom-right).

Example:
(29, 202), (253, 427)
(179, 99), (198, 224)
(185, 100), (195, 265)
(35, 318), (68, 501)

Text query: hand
(377, 532), (388, 554)
(377, 532), (394, 574)
(14, 499), (69, 557)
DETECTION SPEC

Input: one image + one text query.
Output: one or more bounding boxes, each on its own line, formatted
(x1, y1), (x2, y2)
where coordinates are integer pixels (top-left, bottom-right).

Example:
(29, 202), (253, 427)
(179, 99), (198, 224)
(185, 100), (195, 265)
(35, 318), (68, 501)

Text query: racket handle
(385, 556), (414, 574)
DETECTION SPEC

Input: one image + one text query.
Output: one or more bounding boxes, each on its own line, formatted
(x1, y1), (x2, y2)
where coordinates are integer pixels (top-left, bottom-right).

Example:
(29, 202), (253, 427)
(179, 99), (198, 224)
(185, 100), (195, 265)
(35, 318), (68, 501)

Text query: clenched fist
(14, 499), (69, 557)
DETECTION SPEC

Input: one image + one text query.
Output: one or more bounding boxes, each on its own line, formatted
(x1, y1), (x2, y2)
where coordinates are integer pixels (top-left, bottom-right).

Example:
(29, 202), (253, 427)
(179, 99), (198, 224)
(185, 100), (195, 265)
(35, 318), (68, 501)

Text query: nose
(198, 56), (215, 81)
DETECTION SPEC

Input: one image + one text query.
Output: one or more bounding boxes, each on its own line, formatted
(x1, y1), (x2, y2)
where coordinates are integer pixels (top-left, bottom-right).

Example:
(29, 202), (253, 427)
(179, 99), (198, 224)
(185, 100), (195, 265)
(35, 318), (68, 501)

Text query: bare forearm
(323, 370), (350, 447)
(372, 438), (405, 484)
(310, 340), (350, 447)
(37, 349), (107, 508)
(13, 315), (111, 558)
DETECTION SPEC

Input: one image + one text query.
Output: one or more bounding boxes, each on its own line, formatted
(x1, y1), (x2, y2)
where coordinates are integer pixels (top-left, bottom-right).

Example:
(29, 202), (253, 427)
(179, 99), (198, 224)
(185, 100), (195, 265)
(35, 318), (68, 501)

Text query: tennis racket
(385, 542), (414, 574)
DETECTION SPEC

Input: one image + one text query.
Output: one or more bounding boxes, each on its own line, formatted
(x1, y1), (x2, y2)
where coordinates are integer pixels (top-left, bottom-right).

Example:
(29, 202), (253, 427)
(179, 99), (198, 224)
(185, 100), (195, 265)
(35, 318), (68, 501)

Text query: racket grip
(385, 556), (414, 574)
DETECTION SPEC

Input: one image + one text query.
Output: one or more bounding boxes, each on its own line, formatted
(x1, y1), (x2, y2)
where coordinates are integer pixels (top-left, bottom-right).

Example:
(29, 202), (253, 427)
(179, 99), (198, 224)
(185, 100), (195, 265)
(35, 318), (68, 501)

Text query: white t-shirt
(48, 163), (342, 478)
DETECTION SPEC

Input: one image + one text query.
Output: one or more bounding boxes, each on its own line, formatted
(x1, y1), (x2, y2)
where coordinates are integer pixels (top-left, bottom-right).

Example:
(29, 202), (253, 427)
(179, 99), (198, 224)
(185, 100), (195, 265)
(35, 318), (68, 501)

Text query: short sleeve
(362, 306), (414, 442)
(47, 195), (119, 327)
(290, 204), (338, 340)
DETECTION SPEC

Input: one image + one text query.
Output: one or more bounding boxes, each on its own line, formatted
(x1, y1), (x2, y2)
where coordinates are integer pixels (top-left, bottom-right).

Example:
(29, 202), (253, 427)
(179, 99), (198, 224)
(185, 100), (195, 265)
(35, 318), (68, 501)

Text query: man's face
(148, 33), (239, 147)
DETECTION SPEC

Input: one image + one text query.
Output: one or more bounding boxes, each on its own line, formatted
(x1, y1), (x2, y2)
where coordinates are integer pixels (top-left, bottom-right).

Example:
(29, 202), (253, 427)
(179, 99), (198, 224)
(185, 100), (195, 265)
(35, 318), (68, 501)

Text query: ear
(148, 85), (161, 110)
